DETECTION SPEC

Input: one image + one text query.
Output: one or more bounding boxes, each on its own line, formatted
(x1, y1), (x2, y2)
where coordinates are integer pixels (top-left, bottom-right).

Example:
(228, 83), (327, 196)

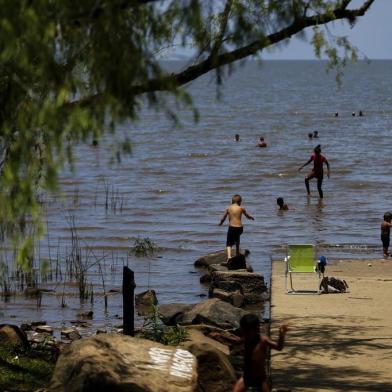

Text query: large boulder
(159, 304), (195, 326)
(194, 250), (250, 268)
(180, 298), (248, 329)
(182, 329), (236, 392)
(0, 324), (30, 351)
(48, 334), (197, 392)
(210, 288), (244, 308)
(211, 271), (267, 304)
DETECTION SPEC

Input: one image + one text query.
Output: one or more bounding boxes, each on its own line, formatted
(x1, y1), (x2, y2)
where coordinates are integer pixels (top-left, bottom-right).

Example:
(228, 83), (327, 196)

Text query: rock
(76, 311), (93, 319)
(60, 328), (81, 341)
(200, 274), (211, 284)
(210, 280), (243, 294)
(210, 288), (245, 308)
(195, 249), (250, 268)
(180, 298), (248, 329)
(135, 289), (158, 306)
(48, 334), (197, 392)
(159, 304), (195, 326)
(96, 329), (107, 335)
(227, 255), (247, 270)
(0, 324), (30, 351)
(182, 330), (236, 392)
(208, 264), (229, 273)
(20, 323), (33, 332)
(211, 271), (267, 304)
(31, 320), (47, 326)
(24, 287), (42, 297)
(35, 325), (53, 334)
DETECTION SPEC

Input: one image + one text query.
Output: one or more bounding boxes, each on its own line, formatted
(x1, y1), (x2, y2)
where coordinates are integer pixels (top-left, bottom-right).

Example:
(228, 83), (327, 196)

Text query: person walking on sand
(298, 144), (330, 198)
(219, 194), (254, 260)
(233, 314), (289, 392)
(381, 212), (392, 258)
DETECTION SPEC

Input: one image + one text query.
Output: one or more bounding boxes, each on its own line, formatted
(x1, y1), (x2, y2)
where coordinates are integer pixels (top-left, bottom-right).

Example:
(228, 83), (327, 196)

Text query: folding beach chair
(285, 244), (322, 295)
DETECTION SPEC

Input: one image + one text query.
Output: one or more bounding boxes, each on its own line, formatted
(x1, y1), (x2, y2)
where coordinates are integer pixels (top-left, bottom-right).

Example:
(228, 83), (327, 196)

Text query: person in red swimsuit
(298, 145), (330, 198)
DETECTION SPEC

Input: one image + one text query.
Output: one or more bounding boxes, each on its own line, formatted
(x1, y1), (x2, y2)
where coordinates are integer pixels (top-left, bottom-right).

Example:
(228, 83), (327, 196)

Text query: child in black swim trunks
(381, 212), (392, 258)
(219, 195), (254, 260)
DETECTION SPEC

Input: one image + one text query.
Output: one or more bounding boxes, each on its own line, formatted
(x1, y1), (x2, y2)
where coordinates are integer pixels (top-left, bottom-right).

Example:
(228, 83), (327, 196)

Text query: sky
(263, 0), (392, 60)
(169, 0), (392, 60)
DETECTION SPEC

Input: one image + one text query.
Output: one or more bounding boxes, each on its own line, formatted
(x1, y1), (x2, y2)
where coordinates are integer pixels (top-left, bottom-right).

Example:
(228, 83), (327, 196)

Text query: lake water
(2, 60), (392, 330)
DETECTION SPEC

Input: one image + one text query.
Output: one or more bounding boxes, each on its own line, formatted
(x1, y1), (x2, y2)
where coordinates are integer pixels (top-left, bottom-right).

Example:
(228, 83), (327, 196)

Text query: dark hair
(260, 137), (264, 141)
(240, 314), (260, 330)
(384, 212), (392, 221)
(308, 133), (313, 138)
(277, 197), (284, 206)
(314, 144), (321, 154)
(232, 194), (242, 205)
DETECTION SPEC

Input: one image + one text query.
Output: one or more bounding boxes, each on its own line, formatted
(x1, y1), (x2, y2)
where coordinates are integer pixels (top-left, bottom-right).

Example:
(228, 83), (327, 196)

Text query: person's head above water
(314, 144), (321, 154)
(313, 131), (319, 137)
(277, 197), (284, 207)
(232, 194), (242, 205)
(384, 212), (392, 222)
(308, 133), (313, 139)
(240, 313), (260, 338)
(235, 134), (240, 141)
(259, 137), (265, 141)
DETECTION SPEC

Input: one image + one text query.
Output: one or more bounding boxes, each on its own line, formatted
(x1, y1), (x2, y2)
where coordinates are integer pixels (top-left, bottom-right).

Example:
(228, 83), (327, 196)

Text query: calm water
(2, 60), (392, 329)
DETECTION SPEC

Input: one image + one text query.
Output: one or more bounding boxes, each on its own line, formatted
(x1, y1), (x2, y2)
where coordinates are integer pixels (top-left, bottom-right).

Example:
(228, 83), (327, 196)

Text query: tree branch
(69, 0), (375, 107)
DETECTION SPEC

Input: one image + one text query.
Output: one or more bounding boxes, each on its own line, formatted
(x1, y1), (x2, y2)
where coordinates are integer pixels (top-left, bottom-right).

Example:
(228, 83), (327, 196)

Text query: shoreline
(270, 258), (392, 391)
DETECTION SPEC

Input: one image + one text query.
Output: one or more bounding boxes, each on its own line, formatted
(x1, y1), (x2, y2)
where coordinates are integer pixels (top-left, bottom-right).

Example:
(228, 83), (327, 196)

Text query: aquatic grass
(138, 305), (188, 346)
(0, 347), (54, 392)
(130, 237), (160, 257)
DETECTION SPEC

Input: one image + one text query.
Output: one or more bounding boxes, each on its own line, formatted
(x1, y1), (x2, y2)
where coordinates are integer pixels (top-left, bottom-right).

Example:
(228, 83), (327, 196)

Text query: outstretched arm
(219, 209), (228, 225)
(263, 324), (289, 351)
(298, 158), (312, 172)
(243, 209), (255, 221)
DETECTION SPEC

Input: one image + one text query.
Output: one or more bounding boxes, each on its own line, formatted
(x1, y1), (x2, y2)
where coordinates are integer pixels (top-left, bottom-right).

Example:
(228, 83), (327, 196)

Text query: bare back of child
(219, 195), (254, 260)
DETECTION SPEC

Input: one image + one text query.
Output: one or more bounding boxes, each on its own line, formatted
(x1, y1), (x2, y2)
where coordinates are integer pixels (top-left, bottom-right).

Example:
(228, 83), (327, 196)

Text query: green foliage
(0, 0), (373, 262)
(139, 305), (188, 346)
(0, 348), (54, 392)
(130, 237), (160, 257)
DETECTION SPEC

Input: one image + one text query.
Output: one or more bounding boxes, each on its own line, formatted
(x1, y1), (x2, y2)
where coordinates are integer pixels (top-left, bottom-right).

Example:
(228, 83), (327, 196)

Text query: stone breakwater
(0, 249), (270, 391)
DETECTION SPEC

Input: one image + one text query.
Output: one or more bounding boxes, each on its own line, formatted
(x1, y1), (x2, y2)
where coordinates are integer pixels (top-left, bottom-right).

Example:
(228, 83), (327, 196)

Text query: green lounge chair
(285, 244), (321, 294)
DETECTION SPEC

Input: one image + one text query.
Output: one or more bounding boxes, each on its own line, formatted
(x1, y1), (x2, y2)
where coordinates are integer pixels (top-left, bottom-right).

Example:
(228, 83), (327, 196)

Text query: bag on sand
(319, 277), (349, 293)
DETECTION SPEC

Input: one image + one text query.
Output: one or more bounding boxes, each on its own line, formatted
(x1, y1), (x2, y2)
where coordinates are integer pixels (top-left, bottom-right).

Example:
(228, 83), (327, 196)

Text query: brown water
(1, 60), (392, 330)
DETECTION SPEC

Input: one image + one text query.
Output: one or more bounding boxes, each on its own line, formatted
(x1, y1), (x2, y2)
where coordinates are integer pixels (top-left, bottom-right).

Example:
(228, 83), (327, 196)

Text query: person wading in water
(298, 145), (330, 198)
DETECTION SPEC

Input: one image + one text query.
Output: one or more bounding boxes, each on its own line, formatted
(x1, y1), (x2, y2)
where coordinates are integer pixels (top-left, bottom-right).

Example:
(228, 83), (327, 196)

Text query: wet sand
(270, 259), (392, 392)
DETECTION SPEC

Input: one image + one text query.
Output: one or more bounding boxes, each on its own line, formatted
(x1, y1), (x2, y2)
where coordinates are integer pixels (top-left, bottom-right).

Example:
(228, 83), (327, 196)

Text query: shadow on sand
(271, 315), (392, 391)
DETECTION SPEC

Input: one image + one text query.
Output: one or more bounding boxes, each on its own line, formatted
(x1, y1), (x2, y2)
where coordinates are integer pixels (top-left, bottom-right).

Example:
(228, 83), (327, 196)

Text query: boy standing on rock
(219, 195), (254, 260)
(233, 314), (288, 392)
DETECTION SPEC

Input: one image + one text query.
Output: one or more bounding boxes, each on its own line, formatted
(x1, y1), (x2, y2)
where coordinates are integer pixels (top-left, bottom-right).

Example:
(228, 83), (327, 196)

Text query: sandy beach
(270, 259), (392, 392)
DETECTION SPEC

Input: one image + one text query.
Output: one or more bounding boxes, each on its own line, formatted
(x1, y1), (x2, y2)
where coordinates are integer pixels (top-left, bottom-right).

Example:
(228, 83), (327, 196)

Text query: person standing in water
(219, 194), (254, 260)
(381, 212), (392, 258)
(298, 145), (330, 198)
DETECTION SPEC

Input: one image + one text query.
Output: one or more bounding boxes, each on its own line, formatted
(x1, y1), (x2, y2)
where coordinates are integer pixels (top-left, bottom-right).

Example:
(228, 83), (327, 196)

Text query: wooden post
(123, 266), (136, 336)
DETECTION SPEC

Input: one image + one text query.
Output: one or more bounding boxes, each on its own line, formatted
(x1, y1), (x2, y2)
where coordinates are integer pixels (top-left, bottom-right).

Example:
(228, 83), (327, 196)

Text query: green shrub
(138, 306), (188, 346)
(129, 237), (160, 257)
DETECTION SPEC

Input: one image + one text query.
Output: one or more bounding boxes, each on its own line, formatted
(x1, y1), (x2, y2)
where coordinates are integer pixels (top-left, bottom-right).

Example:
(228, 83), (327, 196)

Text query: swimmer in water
(308, 133), (313, 140)
(313, 131), (319, 138)
(257, 137), (267, 148)
(277, 197), (289, 211)
(334, 112), (339, 117)
(298, 145), (330, 198)
(235, 134), (240, 142)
